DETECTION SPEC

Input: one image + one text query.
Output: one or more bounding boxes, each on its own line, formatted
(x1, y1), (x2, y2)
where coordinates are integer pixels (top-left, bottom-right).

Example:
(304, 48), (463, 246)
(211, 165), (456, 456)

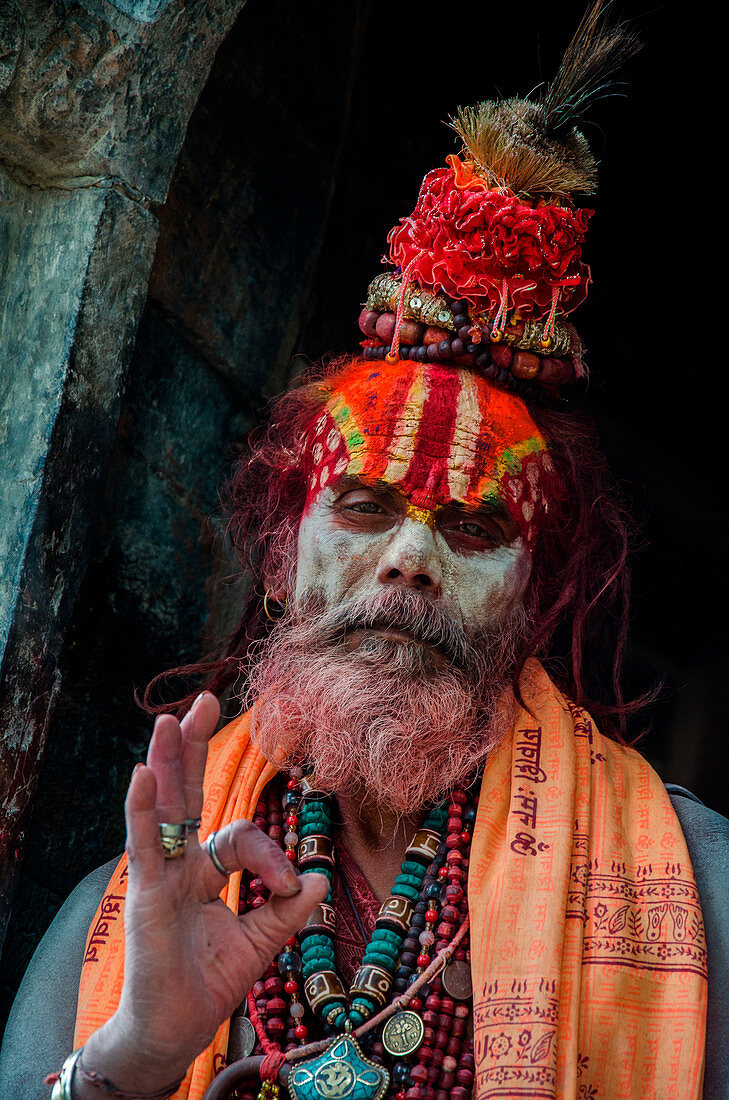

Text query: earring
(263, 590), (286, 621)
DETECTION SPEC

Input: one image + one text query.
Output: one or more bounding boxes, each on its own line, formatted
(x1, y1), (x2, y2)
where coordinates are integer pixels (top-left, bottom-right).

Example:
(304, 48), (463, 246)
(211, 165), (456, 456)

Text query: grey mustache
(326, 592), (475, 668)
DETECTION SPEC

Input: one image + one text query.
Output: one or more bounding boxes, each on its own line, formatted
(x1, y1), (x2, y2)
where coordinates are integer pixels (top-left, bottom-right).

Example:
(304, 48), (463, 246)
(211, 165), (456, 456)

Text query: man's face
(250, 361), (546, 812)
(250, 473), (532, 812)
(294, 476), (532, 645)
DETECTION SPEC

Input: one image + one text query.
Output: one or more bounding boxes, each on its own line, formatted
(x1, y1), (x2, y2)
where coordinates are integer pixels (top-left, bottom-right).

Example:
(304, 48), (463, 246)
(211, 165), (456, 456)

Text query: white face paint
(294, 478), (532, 637)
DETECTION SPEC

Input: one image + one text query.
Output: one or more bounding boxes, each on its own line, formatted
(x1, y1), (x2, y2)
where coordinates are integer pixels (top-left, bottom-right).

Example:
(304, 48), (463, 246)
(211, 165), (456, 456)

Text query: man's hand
(82, 693), (327, 1094)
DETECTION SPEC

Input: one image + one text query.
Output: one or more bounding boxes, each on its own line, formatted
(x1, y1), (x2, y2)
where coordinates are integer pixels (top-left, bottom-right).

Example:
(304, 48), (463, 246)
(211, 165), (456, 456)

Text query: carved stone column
(0, 0), (246, 947)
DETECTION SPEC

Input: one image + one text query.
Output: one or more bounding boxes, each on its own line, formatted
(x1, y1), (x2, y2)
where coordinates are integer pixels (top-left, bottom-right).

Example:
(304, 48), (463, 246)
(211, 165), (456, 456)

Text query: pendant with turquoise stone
(287, 1034), (389, 1100)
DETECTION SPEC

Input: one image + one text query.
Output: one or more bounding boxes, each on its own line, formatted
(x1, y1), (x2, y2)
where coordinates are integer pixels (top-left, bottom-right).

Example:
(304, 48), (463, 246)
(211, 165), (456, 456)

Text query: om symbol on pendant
(314, 1058), (356, 1098)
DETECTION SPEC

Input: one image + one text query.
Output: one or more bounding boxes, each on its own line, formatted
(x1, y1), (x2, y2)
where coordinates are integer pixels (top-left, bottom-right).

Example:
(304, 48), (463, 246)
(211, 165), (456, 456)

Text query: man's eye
(345, 501), (385, 514)
(442, 519), (503, 545)
(458, 521), (495, 538)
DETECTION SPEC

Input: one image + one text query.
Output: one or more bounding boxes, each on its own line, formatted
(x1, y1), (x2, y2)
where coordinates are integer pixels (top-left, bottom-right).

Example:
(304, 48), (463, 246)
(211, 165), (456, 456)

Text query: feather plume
(541, 0), (641, 134)
(448, 0), (639, 198)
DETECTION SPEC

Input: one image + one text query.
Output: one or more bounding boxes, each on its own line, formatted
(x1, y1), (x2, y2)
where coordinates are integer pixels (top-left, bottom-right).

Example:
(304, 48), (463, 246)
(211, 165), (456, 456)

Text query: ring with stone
(159, 822), (188, 859)
(206, 830), (232, 876)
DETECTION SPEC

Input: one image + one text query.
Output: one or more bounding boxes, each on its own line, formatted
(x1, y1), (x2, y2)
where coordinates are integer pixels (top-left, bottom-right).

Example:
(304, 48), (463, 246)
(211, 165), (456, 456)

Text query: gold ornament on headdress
(366, 273), (455, 330)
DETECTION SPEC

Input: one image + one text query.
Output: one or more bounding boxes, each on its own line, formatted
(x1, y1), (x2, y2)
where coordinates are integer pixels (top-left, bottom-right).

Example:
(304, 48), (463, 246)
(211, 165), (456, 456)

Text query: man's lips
(345, 616), (429, 640)
(359, 625), (425, 644)
(341, 624), (451, 667)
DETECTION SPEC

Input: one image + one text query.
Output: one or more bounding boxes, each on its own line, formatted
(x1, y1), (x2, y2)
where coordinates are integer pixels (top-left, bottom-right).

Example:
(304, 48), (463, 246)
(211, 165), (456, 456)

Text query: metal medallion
(441, 959), (472, 1001)
(381, 1011), (425, 1057)
(228, 1014), (256, 1058)
(288, 1034), (389, 1100)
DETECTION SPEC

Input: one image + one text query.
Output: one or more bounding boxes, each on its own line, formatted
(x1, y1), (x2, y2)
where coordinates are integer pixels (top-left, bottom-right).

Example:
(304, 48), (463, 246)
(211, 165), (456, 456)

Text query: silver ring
(159, 822), (187, 860)
(185, 817), (202, 831)
(206, 830), (232, 876)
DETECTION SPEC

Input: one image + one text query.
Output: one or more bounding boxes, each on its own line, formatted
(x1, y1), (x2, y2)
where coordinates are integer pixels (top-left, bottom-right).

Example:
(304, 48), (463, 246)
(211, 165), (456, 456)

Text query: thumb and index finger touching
(211, 820), (328, 962)
(202, 816), (329, 913)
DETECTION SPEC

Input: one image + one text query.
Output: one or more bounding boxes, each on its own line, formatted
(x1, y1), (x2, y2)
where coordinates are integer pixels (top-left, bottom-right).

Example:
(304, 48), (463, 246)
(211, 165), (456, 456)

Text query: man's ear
(263, 576), (287, 602)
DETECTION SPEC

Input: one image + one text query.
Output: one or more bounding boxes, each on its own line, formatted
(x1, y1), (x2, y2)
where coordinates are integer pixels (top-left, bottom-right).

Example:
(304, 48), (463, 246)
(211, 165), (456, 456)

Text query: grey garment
(0, 858), (117, 1100)
(1, 795), (727, 1098)
(667, 786), (729, 1100)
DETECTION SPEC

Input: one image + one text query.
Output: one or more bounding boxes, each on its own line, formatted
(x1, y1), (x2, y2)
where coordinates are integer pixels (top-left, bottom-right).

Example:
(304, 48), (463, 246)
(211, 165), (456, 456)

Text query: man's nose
(375, 519), (443, 593)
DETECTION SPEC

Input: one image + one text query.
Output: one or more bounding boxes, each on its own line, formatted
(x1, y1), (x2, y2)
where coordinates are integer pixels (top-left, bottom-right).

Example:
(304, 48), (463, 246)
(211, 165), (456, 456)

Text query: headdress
(356, 1), (639, 395)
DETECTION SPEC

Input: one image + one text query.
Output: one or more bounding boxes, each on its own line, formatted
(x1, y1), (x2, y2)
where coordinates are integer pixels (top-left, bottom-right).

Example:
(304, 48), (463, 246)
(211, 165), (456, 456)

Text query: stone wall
(1, 0), (253, 967)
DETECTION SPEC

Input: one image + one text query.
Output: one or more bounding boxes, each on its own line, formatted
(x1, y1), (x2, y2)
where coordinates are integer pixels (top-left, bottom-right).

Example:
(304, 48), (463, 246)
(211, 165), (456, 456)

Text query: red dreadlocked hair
(142, 357), (646, 742)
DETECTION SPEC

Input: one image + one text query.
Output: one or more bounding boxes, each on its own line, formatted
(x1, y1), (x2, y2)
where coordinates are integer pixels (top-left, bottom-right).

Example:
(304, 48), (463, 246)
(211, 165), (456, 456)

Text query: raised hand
(81, 693), (327, 1096)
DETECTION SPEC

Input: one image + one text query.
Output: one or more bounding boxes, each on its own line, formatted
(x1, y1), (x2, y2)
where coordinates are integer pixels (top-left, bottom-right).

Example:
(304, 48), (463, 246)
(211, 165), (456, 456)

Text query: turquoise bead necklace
(290, 776), (448, 1033)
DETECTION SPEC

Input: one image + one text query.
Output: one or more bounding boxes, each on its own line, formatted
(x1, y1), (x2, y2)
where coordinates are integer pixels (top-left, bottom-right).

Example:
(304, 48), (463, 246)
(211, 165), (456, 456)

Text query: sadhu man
(2, 6), (727, 1099)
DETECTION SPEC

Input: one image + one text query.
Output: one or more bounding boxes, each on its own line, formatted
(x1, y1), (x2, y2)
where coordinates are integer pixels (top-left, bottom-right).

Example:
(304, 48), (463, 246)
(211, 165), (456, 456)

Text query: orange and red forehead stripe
(301, 358), (556, 546)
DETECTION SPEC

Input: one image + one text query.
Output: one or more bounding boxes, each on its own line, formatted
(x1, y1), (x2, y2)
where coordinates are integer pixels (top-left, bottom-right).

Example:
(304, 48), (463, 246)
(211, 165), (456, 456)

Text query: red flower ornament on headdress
(388, 155), (593, 326)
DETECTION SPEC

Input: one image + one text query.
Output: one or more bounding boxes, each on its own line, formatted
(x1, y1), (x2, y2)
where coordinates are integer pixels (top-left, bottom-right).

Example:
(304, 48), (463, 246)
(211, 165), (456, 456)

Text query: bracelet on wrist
(47, 1048), (83, 1100)
(47, 1048), (184, 1100)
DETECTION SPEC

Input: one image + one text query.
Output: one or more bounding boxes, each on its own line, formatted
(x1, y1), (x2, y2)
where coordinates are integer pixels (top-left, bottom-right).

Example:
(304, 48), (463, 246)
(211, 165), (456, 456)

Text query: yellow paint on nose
(405, 503), (437, 529)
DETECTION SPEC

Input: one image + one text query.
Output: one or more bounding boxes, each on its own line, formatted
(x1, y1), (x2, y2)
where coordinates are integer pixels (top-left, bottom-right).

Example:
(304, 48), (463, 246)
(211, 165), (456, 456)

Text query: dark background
(1, 0), (724, 1025)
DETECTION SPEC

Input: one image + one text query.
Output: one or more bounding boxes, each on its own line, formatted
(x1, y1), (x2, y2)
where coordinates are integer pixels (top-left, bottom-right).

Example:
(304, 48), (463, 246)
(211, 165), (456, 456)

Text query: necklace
(236, 775), (477, 1100)
(294, 775), (449, 1034)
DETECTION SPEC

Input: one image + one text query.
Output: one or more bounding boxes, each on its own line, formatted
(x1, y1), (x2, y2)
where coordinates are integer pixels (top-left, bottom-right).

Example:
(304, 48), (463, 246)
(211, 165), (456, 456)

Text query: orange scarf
(75, 663), (707, 1099)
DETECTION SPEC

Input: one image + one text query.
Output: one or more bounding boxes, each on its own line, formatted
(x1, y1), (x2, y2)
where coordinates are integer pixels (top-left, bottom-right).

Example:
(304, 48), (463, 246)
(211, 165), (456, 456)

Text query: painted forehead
(302, 358), (556, 545)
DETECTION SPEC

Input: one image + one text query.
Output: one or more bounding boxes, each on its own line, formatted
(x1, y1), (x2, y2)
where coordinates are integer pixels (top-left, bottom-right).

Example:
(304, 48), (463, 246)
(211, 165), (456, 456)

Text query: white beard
(244, 588), (526, 814)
